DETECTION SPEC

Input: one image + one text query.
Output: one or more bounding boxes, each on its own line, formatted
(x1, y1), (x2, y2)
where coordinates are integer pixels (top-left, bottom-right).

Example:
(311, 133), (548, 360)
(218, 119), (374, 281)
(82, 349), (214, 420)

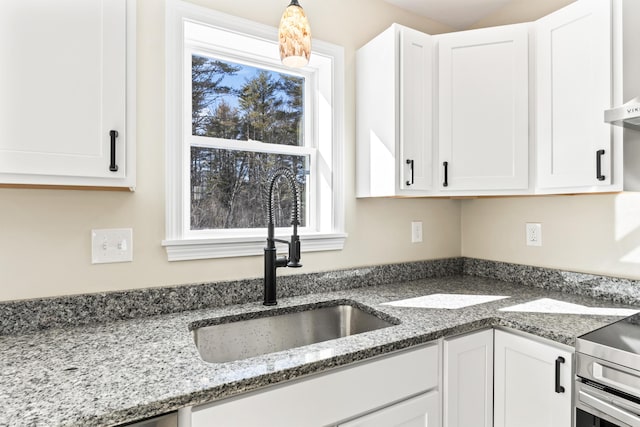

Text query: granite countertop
(1, 274), (637, 426)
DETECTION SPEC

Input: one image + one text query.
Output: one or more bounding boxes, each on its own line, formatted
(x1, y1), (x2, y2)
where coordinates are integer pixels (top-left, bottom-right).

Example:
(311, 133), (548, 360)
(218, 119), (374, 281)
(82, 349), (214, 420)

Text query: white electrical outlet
(411, 221), (423, 243)
(526, 223), (542, 247)
(92, 228), (133, 264)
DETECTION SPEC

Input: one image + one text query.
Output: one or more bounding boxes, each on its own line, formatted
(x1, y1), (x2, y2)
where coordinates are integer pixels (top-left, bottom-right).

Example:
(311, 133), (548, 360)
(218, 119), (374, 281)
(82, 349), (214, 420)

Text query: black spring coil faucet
(263, 168), (303, 306)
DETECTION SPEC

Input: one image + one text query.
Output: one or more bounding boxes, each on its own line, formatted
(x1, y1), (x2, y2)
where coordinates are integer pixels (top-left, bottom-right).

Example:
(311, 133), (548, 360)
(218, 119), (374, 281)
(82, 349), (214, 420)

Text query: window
(164, 1), (345, 261)
(190, 55), (309, 231)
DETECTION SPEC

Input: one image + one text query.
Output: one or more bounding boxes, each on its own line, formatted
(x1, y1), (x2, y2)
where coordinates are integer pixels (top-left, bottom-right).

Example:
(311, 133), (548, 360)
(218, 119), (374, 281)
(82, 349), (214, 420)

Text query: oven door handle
(579, 388), (640, 427)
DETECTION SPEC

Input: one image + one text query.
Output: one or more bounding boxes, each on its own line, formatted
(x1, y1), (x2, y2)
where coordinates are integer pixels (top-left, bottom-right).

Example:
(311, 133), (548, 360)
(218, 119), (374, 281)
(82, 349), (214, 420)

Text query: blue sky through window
(195, 54), (303, 112)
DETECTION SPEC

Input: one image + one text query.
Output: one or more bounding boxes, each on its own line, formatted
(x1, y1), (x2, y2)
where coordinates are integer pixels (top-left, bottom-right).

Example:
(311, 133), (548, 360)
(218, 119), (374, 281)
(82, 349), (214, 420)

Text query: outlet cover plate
(526, 223), (542, 247)
(411, 221), (423, 243)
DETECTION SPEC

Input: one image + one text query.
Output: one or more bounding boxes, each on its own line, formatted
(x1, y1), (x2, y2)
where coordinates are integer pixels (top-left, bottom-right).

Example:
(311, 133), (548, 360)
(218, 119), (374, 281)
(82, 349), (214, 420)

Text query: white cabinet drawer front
(190, 344), (439, 427)
(339, 391), (440, 427)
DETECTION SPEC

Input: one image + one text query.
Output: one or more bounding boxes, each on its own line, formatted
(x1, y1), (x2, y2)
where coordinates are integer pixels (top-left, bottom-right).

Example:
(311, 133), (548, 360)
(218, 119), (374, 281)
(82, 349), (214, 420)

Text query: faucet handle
(287, 235), (302, 268)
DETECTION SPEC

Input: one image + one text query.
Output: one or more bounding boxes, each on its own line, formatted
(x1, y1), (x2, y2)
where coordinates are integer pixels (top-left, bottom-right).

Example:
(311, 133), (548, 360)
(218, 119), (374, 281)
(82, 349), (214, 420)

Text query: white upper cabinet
(356, 24), (433, 197)
(535, 0), (621, 192)
(356, 0), (625, 198)
(437, 24), (529, 193)
(401, 28), (434, 193)
(0, 0), (136, 189)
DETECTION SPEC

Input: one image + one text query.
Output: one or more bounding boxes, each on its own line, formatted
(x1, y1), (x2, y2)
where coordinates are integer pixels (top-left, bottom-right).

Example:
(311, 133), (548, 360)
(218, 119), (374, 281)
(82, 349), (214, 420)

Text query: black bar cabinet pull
(443, 161), (449, 187)
(596, 149), (605, 181)
(109, 130), (119, 172)
(555, 356), (565, 393)
(406, 159), (414, 186)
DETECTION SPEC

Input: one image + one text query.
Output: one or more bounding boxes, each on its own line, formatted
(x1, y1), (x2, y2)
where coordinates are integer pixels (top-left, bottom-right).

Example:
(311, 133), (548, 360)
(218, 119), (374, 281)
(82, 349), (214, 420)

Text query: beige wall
(462, 193), (640, 280)
(469, 0), (575, 29)
(0, 0), (460, 302)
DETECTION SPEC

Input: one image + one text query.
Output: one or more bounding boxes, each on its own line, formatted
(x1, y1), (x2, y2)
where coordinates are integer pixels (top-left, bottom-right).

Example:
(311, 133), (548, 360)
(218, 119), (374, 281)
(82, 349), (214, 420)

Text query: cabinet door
(494, 330), (573, 427)
(356, 24), (433, 197)
(443, 329), (493, 427)
(339, 391), (440, 427)
(438, 24), (529, 192)
(0, 0), (134, 188)
(535, 0), (613, 190)
(400, 27), (433, 192)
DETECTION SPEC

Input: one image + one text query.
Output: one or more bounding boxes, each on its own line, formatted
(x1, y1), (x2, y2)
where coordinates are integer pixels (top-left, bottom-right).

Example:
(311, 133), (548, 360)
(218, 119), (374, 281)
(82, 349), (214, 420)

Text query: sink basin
(191, 302), (397, 363)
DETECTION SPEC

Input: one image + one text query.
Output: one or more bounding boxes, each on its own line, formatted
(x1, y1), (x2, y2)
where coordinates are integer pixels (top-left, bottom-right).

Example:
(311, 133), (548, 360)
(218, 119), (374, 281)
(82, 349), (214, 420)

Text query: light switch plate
(91, 228), (133, 264)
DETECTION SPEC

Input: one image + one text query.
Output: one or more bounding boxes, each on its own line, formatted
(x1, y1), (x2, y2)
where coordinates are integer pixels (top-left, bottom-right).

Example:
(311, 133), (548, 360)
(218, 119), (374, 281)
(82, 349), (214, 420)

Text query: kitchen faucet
(263, 168), (302, 306)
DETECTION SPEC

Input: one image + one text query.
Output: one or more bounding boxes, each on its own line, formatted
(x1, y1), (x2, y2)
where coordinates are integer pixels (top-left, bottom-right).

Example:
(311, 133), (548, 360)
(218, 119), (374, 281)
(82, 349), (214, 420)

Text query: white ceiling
(384, 0), (515, 30)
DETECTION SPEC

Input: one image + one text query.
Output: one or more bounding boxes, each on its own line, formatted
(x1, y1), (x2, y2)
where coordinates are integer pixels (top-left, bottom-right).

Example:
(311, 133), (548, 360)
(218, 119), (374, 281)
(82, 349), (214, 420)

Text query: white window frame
(163, 1), (346, 261)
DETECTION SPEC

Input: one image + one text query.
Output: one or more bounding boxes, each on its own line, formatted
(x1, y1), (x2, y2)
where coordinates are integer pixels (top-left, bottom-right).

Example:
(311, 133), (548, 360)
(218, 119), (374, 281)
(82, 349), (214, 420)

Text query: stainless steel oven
(575, 314), (640, 427)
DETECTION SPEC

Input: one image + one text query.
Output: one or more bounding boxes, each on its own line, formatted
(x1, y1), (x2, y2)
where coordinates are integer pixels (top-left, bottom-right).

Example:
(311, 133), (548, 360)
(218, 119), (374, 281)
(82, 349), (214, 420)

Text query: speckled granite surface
(1, 274), (637, 427)
(464, 258), (640, 304)
(0, 258), (462, 336)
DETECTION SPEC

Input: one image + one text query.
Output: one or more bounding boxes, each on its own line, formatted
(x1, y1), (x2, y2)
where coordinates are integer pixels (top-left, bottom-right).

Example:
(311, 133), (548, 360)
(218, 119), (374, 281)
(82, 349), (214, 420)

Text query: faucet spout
(263, 168), (303, 306)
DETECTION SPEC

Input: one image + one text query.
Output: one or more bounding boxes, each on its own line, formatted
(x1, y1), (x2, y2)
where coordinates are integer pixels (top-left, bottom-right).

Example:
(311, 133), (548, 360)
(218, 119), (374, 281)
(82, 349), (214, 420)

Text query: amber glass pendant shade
(278, 0), (311, 68)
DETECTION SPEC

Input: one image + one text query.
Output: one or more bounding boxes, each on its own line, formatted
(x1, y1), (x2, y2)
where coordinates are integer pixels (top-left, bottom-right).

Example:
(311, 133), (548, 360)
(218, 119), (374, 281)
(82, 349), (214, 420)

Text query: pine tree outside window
(190, 55), (310, 231)
(164, 2), (345, 261)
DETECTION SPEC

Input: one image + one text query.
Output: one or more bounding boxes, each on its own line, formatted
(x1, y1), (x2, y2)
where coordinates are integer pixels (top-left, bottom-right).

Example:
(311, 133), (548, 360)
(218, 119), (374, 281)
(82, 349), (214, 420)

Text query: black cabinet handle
(406, 159), (414, 186)
(596, 149), (605, 181)
(109, 130), (119, 172)
(555, 356), (565, 393)
(443, 161), (449, 187)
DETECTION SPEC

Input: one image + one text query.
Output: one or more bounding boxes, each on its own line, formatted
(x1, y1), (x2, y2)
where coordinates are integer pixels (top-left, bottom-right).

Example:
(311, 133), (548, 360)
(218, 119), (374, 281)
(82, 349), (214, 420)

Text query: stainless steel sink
(191, 302), (397, 363)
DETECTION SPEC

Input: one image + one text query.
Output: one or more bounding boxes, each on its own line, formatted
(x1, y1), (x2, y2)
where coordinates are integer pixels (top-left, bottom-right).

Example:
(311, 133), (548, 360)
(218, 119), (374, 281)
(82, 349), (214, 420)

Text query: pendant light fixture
(278, 0), (311, 68)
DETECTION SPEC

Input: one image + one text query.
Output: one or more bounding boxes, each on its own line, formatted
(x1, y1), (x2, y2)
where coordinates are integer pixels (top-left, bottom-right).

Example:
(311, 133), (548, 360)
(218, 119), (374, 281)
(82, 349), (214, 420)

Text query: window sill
(162, 232), (347, 261)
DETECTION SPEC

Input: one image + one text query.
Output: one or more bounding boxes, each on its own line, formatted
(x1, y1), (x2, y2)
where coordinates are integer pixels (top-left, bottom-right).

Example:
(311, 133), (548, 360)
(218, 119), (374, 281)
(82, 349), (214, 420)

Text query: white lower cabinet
(494, 329), (573, 427)
(178, 328), (574, 427)
(443, 329), (493, 427)
(339, 390), (440, 427)
(181, 344), (440, 427)
(442, 328), (573, 427)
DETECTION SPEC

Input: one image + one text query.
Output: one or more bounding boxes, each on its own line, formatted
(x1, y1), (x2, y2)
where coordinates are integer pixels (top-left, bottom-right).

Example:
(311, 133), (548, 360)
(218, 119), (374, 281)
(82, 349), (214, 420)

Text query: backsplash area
(2, 257), (639, 336)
